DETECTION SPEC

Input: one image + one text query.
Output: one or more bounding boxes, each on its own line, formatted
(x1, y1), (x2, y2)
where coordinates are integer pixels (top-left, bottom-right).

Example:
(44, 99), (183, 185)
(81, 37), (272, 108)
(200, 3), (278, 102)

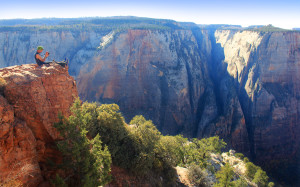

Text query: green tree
(268, 182), (275, 187)
(155, 135), (188, 166)
(188, 164), (209, 187)
(128, 115), (161, 175)
(214, 163), (235, 187)
(243, 157), (249, 163)
(245, 162), (259, 180)
(252, 169), (269, 187)
(234, 153), (244, 159)
(82, 102), (139, 171)
(54, 98), (112, 186)
(233, 178), (247, 187)
(184, 136), (226, 168)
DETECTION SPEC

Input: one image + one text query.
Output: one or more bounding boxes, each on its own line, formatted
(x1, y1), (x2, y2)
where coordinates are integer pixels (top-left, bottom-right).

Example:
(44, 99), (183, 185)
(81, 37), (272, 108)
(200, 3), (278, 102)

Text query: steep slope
(0, 64), (77, 186)
(0, 19), (299, 184)
(213, 30), (300, 183)
(77, 29), (249, 154)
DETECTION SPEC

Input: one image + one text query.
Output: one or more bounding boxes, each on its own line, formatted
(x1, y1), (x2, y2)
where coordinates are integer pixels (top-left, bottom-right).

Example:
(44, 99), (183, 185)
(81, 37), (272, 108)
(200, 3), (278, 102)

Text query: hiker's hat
(37, 46), (44, 50)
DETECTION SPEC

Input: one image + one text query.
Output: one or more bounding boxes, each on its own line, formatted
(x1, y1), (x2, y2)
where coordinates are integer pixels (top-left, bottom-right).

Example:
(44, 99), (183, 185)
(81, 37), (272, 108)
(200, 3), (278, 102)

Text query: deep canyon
(0, 18), (299, 185)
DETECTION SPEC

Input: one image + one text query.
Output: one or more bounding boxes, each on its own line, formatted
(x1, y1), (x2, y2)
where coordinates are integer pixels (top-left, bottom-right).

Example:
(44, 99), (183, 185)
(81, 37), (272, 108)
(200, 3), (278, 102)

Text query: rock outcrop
(0, 64), (77, 186)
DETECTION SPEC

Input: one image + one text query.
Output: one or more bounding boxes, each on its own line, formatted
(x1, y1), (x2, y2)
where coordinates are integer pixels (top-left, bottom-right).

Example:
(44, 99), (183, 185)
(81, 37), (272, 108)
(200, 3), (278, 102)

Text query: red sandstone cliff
(0, 64), (77, 186)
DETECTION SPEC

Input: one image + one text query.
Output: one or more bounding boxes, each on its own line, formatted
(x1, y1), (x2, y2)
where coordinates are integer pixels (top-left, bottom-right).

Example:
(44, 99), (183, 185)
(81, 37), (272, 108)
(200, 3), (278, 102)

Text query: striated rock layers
(77, 29), (249, 154)
(214, 30), (300, 182)
(1, 25), (300, 184)
(77, 29), (300, 183)
(0, 64), (77, 186)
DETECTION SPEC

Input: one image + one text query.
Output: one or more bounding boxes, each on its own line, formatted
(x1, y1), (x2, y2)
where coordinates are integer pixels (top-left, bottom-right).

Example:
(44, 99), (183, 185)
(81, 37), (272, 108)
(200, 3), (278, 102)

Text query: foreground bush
(53, 98), (273, 186)
(188, 164), (209, 187)
(214, 163), (234, 187)
(54, 98), (112, 186)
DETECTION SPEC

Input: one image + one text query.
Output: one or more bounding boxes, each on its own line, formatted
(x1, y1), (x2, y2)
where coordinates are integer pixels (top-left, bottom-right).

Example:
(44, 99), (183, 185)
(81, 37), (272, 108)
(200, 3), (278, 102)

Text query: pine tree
(252, 169), (269, 187)
(214, 163), (235, 187)
(54, 98), (112, 186)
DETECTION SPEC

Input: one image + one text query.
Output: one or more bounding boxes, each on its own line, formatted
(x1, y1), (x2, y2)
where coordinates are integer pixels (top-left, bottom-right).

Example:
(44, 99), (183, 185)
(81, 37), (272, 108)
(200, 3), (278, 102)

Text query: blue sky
(0, 0), (299, 29)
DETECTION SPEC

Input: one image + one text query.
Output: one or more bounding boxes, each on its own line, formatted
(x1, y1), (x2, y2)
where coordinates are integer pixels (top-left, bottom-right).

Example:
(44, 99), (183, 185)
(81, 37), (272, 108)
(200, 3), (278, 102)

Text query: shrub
(214, 163), (234, 187)
(54, 98), (112, 186)
(243, 157), (249, 163)
(233, 178), (247, 187)
(245, 162), (259, 180)
(155, 135), (184, 166)
(51, 174), (67, 187)
(268, 182), (275, 187)
(252, 169), (269, 187)
(127, 115), (161, 175)
(235, 153), (244, 159)
(80, 101), (138, 171)
(188, 164), (209, 187)
(184, 136), (226, 168)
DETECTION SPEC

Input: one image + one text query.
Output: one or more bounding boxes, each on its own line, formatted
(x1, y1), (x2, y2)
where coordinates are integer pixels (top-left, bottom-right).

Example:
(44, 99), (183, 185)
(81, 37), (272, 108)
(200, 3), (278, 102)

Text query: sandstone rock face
(1, 26), (300, 184)
(77, 29), (248, 153)
(78, 29), (209, 135)
(0, 64), (77, 186)
(214, 30), (300, 183)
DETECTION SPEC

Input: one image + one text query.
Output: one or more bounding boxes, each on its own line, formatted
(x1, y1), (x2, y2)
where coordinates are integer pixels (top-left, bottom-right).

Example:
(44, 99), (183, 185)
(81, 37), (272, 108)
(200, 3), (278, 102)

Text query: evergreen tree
(214, 163), (235, 187)
(233, 178), (247, 187)
(252, 169), (269, 187)
(245, 162), (259, 180)
(54, 98), (112, 186)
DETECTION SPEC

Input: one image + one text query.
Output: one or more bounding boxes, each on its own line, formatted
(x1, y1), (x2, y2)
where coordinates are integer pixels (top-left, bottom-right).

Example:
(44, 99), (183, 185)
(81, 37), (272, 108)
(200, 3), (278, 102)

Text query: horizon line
(0, 15), (297, 30)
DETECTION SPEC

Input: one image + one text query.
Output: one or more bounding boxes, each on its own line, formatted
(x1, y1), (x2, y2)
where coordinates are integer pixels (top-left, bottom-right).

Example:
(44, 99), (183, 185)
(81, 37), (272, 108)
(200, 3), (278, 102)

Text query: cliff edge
(0, 64), (77, 186)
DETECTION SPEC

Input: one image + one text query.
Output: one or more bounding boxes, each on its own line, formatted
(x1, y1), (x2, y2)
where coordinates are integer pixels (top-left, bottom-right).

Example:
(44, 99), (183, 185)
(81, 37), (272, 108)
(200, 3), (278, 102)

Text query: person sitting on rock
(35, 46), (51, 66)
(35, 46), (69, 67)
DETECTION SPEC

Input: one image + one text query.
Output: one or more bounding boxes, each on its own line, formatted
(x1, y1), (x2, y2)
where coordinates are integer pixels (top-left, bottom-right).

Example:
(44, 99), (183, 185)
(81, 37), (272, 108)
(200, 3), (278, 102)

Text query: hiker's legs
(37, 61), (52, 66)
(54, 60), (68, 67)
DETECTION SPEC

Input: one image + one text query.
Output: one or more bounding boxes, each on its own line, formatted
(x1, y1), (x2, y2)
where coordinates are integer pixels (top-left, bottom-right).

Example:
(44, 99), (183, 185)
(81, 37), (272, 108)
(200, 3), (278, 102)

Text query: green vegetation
(233, 178), (248, 187)
(53, 98), (272, 186)
(214, 163), (234, 187)
(253, 169), (269, 187)
(245, 161), (274, 187)
(268, 182), (275, 187)
(188, 164), (209, 186)
(53, 99), (112, 186)
(183, 137), (226, 168)
(245, 162), (259, 180)
(234, 153), (244, 159)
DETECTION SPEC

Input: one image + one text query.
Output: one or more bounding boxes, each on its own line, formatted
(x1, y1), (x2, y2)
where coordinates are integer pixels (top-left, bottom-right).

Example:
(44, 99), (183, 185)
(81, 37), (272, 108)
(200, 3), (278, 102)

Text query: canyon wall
(0, 25), (299, 184)
(214, 30), (300, 182)
(76, 29), (249, 154)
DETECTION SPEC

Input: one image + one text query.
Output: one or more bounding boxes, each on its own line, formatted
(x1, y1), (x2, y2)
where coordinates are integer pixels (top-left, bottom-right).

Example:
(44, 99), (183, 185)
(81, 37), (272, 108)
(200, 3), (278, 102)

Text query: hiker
(35, 46), (69, 67)
(35, 46), (51, 66)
